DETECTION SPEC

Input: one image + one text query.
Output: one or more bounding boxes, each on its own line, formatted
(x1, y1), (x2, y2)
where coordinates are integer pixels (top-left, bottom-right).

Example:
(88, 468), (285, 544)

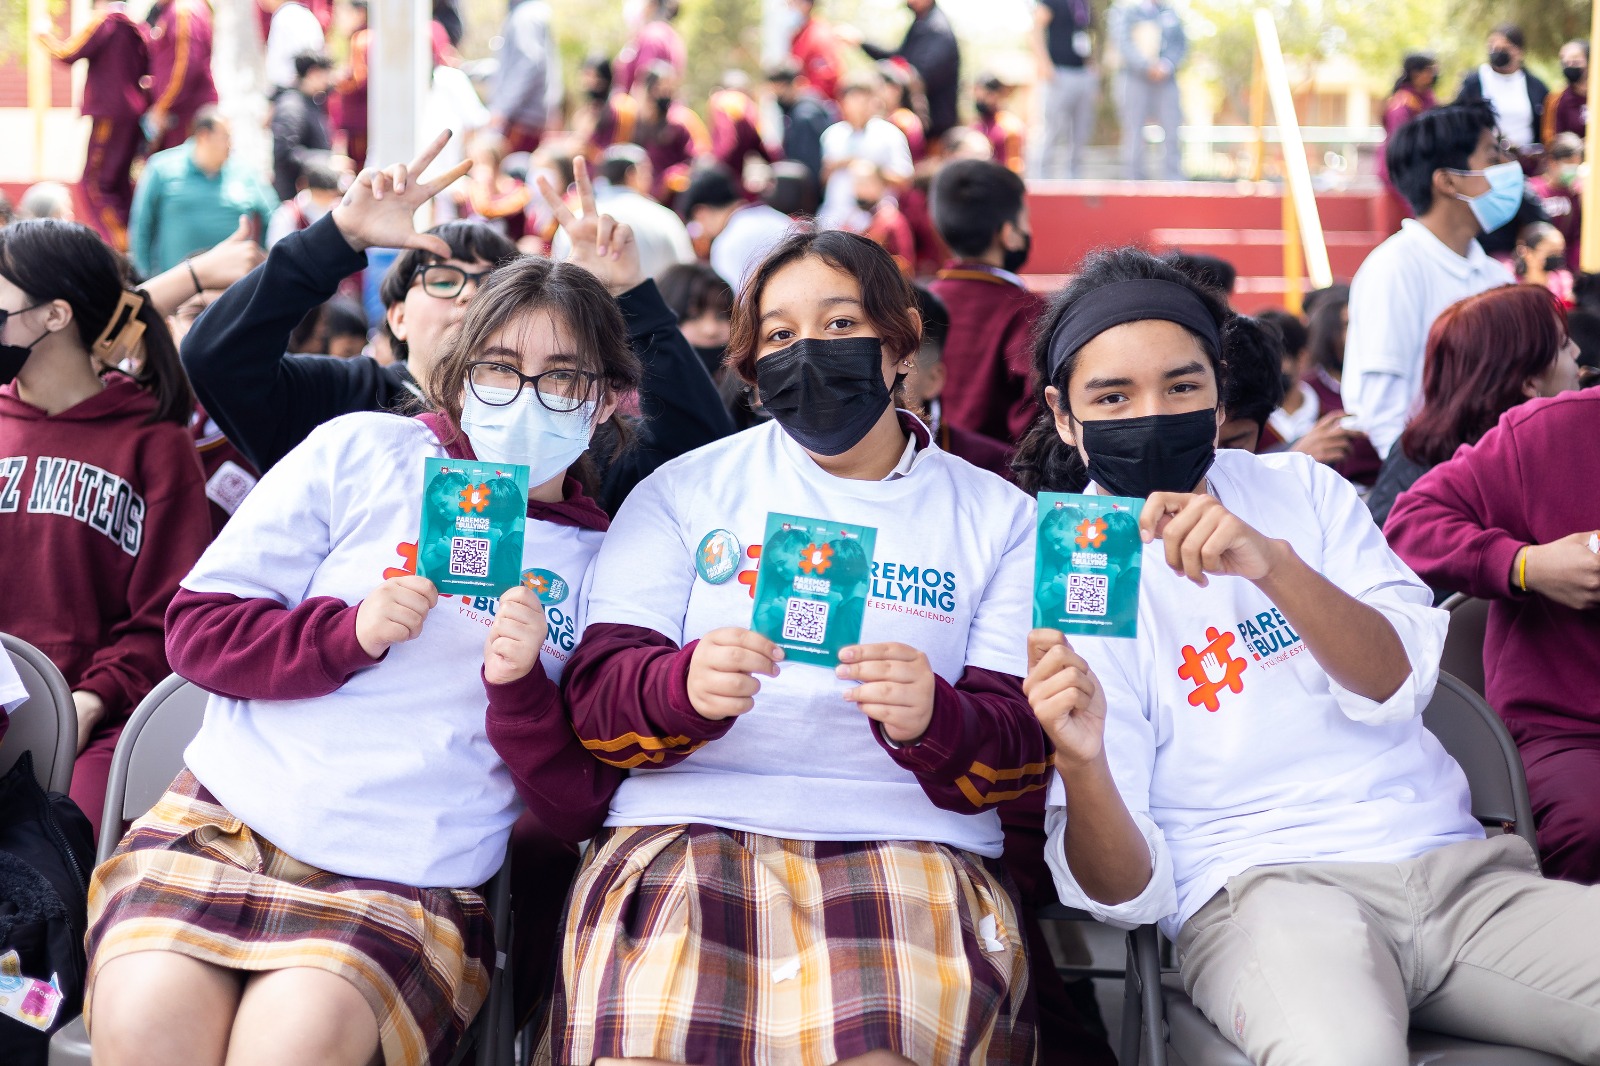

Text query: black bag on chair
(0, 751), (94, 1065)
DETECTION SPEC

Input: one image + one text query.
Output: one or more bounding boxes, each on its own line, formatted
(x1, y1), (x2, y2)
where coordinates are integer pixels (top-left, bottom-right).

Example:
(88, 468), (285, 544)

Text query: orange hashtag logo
(798, 542), (834, 575)
(459, 484), (491, 513)
(1177, 627), (1248, 712)
(1075, 516), (1109, 549)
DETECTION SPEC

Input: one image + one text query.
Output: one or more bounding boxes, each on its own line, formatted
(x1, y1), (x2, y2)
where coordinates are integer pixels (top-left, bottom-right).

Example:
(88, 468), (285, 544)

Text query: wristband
(185, 257), (202, 297)
(1518, 546), (1529, 593)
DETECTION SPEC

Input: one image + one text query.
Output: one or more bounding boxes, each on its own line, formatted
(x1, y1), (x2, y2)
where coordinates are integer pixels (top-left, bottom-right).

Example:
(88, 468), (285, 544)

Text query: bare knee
(90, 952), (239, 1066)
(835, 1053), (917, 1066)
(225, 968), (380, 1066)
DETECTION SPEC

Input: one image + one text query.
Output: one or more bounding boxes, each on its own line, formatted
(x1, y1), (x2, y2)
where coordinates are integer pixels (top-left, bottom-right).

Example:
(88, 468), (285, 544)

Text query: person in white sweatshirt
(1010, 246), (1600, 1066)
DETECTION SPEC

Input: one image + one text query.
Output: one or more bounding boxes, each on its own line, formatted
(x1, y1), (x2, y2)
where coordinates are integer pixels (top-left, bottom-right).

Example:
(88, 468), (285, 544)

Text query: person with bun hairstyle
(0, 218), (210, 831)
(1013, 246), (1600, 1065)
(549, 229), (1050, 1064)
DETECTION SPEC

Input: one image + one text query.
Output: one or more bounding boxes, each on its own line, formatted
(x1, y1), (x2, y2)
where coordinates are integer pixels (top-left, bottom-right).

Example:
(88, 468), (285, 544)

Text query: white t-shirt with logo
(181, 413), (603, 888)
(1044, 448), (1482, 938)
(585, 418), (1035, 858)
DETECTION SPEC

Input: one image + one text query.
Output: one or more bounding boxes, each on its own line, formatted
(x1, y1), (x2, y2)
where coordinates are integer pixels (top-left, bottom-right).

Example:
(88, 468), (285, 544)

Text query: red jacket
(147, 0), (217, 119)
(790, 17), (845, 101)
(1384, 390), (1600, 743)
(929, 263), (1046, 444)
(859, 202), (915, 274)
(0, 376), (211, 722)
(41, 4), (148, 121)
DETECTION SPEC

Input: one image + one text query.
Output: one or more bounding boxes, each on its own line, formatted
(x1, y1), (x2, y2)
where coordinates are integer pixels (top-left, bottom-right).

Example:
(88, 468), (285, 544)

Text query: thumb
(1028, 628), (1066, 671)
(229, 214), (252, 242)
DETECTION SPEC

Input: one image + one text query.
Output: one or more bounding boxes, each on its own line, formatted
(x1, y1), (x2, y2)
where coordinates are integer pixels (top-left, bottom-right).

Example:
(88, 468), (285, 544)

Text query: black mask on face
(1490, 48), (1514, 71)
(1565, 65), (1587, 85)
(1280, 371), (1295, 396)
(693, 344), (727, 378)
(975, 100), (997, 119)
(653, 94), (675, 116)
(587, 85), (610, 102)
(1077, 407), (1218, 499)
(1545, 253), (1568, 272)
(755, 336), (894, 455)
(856, 197), (879, 213)
(1002, 231), (1032, 274)
(0, 305), (46, 387)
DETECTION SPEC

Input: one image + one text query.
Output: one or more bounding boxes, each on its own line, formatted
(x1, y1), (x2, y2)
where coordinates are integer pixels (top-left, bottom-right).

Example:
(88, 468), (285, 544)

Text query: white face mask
(458, 384), (597, 488)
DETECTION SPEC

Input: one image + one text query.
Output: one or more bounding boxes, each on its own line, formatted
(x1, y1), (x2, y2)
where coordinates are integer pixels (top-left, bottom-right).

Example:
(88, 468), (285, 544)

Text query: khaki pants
(1176, 835), (1600, 1066)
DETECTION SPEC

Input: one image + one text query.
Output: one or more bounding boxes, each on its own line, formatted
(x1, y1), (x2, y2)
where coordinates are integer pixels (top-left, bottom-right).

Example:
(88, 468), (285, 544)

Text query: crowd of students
(2, 6), (1600, 1066)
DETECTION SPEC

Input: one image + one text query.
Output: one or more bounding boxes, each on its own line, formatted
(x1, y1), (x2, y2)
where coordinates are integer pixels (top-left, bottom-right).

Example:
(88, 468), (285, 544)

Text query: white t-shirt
(584, 418), (1035, 857)
(1044, 449), (1483, 938)
(710, 203), (795, 294)
(421, 65), (492, 223)
(1266, 381), (1320, 445)
(818, 118), (914, 229)
(181, 413), (604, 888)
(1342, 220), (1511, 458)
(264, 2), (327, 91)
(1478, 64), (1536, 149)
(0, 653), (26, 717)
(553, 185), (695, 283)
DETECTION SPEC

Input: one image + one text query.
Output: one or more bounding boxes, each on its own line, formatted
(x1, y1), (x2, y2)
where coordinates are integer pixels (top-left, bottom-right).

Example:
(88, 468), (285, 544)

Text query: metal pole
(1254, 8), (1332, 290)
(367, 0), (431, 169)
(1283, 186), (1304, 313)
(1582, 0), (1600, 272)
(1249, 49), (1267, 182)
(28, 0), (51, 173)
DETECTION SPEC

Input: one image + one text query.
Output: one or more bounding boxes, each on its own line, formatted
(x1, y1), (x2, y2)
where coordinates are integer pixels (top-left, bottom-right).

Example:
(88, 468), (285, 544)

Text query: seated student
(656, 261), (765, 431)
(1386, 392), (1600, 886)
(1215, 314), (1286, 453)
(547, 229), (1051, 1064)
(929, 158), (1045, 444)
(906, 283), (1012, 478)
(1513, 219), (1574, 307)
(1369, 284), (1578, 529)
(1014, 246), (1600, 1066)
(1164, 251), (1236, 304)
(1256, 307), (1360, 467)
(0, 219), (211, 835)
(846, 158), (916, 275)
(85, 179), (642, 1066)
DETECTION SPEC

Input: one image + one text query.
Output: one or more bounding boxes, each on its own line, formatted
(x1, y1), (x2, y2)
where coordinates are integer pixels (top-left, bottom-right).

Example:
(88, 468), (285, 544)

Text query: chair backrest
(0, 633), (76, 795)
(1422, 671), (1538, 858)
(1440, 593), (1490, 699)
(97, 674), (209, 865)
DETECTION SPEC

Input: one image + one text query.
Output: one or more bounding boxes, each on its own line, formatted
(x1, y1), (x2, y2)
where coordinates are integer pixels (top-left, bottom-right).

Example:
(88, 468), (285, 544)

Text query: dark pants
(81, 118), (141, 250)
(1520, 724), (1600, 885)
(509, 807), (582, 1025)
(70, 718), (124, 845)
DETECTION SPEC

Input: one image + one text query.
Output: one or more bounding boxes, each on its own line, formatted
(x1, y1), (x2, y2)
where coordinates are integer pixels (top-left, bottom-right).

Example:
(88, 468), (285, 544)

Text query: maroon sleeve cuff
(72, 674), (132, 724)
(483, 659), (556, 725)
(873, 674), (969, 776)
(658, 640), (736, 742)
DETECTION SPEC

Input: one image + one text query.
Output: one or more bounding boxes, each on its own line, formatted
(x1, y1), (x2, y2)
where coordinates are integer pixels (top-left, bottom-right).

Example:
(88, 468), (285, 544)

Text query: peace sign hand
(535, 156), (644, 296)
(333, 130), (473, 256)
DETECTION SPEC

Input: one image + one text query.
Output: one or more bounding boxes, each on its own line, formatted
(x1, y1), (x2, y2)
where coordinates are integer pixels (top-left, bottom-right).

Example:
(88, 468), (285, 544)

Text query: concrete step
(1148, 227), (1386, 278)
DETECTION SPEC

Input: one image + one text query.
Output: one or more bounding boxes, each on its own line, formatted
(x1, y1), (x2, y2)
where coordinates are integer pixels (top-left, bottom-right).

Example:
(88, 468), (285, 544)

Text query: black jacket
(181, 212), (735, 513)
(863, 4), (962, 139)
(780, 93), (833, 181)
(270, 87), (332, 202)
(1456, 68), (1550, 147)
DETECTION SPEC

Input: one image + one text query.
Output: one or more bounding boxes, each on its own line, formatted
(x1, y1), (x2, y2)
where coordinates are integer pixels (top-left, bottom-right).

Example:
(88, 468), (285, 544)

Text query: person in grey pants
(1031, 0), (1099, 179)
(1109, 0), (1186, 180)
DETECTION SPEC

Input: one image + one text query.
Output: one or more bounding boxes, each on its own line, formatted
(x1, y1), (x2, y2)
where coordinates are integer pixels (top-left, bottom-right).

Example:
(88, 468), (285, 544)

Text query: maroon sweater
(42, 5), (149, 121)
(929, 263), (1046, 445)
(0, 376), (210, 721)
(1384, 390), (1600, 742)
(147, 0), (217, 120)
(164, 412), (623, 843)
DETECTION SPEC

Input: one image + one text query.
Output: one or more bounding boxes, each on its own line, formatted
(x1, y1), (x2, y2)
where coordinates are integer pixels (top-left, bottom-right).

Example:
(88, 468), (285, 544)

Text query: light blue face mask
(1451, 160), (1525, 232)
(459, 384), (597, 488)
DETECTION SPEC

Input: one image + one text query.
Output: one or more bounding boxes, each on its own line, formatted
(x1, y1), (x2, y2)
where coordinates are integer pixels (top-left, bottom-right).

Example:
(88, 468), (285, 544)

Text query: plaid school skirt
(543, 823), (1036, 1065)
(85, 771), (494, 1066)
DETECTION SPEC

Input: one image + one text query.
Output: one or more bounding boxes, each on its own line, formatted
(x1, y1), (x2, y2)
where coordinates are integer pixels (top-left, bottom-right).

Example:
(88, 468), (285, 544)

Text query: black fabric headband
(1046, 279), (1223, 381)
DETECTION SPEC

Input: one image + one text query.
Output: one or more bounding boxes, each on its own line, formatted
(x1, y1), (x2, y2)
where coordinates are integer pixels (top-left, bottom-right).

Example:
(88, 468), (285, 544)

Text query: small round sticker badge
(696, 529), (741, 584)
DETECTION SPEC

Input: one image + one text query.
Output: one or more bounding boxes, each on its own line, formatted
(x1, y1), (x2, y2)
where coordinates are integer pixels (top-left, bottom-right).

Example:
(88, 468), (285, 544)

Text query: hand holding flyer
(751, 513), (878, 667)
(417, 457), (531, 598)
(1034, 492), (1143, 638)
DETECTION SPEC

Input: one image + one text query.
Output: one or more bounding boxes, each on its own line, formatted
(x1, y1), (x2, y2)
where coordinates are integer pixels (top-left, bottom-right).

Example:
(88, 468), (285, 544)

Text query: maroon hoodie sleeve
(872, 665), (1053, 814)
(484, 664), (624, 842)
(1384, 419), (1529, 600)
(74, 432), (212, 722)
(165, 589), (381, 700)
(562, 622), (734, 769)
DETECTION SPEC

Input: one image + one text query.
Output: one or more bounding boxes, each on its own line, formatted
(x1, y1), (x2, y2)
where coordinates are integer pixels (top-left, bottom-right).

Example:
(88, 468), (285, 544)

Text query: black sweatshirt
(862, 4), (962, 138)
(181, 212), (735, 514)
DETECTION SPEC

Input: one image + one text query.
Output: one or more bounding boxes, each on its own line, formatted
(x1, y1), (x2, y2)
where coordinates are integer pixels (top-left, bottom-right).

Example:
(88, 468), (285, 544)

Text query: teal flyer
(1034, 492), (1142, 638)
(750, 512), (877, 667)
(417, 457), (531, 597)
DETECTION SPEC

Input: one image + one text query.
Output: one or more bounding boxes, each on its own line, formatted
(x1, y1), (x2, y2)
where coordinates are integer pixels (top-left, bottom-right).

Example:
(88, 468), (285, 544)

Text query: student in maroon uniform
(907, 284), (1011, 478)
(37, 1), (149, 250)
(929, 158), (1045, 444)
(0, 219), (211, 832)
(144, 0), (218, 153)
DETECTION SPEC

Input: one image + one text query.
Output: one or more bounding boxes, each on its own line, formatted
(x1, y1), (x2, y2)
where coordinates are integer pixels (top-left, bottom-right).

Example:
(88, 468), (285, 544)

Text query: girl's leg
(224, 968), (381, 1066)
(90, 951), (243, 1066)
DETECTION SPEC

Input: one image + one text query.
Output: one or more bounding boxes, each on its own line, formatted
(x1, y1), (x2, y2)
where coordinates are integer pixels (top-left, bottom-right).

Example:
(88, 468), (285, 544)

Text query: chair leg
(1119, 936), (1143, 1065)
(1134, 925), (1167, 1066)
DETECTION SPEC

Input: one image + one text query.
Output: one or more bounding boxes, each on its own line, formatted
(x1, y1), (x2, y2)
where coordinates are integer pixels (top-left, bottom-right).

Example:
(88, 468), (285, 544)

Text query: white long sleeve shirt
(1044, 449), (1483, 938)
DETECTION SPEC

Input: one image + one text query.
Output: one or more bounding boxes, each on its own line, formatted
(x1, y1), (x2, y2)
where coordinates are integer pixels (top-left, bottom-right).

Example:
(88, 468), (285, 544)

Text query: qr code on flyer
(449, 536), (491, 578)
(1065, 573), (1109, 617)
(781, 599), (830, 645)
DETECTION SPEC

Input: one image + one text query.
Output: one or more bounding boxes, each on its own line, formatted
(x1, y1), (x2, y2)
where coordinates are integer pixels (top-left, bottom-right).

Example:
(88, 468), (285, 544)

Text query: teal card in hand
(1034, 492), (1142, 638)
(417, 457), (531, 597)
(750, 512), (878, 667)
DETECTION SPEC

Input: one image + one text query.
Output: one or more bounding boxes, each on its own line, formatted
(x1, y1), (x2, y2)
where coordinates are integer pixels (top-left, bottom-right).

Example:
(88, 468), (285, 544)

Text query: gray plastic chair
(0, 632), (77, 795)
(1138, 672), (1569, 1066)
(1440, 593), (1491, 700)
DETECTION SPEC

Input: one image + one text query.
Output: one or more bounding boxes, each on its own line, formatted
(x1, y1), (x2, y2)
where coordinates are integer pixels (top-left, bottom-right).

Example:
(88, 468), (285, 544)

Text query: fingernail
(1141, 531), (1152, 543)
(771, 647), (785, 661)
(835, 665), (849, 678)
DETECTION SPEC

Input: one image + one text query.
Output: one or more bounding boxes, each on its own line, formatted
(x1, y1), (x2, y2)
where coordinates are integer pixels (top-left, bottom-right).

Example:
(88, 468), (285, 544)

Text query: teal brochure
(750, 512), (878, 667)
(1034, 492), (1142, 638)
(417, 457), (531, 597)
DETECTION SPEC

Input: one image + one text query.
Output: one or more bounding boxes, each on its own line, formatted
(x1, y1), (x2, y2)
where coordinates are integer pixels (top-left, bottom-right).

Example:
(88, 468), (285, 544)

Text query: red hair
(1399, 285), (1566, 467)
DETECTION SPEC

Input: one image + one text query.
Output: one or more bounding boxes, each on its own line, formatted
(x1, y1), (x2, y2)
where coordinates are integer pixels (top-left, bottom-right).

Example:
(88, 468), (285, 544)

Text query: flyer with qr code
(417, 457), (531, 597)
(750, 512), (878, 667)
(1034, 492), (1142, 638)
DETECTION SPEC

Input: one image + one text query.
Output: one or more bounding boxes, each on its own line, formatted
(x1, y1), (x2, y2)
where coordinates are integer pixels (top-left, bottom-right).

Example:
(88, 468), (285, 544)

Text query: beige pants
(1176, 835), (1600, 1066)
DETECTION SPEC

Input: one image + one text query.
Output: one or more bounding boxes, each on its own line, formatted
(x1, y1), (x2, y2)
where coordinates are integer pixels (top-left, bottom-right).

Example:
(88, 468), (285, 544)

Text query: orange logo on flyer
(798, 542), (833, 575)
(1075, 516), (1109, 549)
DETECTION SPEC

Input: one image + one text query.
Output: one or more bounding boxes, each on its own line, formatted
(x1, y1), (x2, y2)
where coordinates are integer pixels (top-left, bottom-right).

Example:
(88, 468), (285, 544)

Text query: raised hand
(484, 585), (550, 685)
(535, 156), (644, 296)
(1024, 629), (1108, 767)
(190, 216), (266, 292)
(685, 627), (783, 721)
(838, 642), (936, 744)
(1139, 492), (1284, 587)
(354, 575), (439, 660)
(332, 130), (473, 255)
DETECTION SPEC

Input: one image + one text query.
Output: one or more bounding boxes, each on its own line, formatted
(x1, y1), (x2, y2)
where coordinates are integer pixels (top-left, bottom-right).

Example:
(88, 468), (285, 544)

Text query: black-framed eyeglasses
(467, 361), (601, 413)
(411, 263), (492, 300)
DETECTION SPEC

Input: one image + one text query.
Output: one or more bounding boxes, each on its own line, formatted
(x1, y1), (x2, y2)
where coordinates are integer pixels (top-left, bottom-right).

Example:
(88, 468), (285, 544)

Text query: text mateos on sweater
(0, 455), (146, 556)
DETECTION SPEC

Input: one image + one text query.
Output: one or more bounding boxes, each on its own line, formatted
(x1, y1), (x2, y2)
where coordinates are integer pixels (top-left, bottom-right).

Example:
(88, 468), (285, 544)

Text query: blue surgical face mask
(1451, 160), (1525, 233)
(458, 384), (597, 487)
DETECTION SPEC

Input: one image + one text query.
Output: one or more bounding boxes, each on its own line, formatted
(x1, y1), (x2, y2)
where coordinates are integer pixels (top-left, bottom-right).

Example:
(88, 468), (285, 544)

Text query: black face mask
(1489, 48), (1514, 71)
(756, 337), (893, 456)
(1565, 65), (1587, 86)
(653, 94), (675, 116)
(1280, 371), (1295, 396)
(0, 305), (46, 387)
(693, 344), (727, 379)
(586, 85), (610, 102)
(1078, 407), (1218, 499)
(856, 197), (879, 213)
(1002, 232), (1032, 274)
(975, 100), (997, 119)
(1545, 253), (1568, 272)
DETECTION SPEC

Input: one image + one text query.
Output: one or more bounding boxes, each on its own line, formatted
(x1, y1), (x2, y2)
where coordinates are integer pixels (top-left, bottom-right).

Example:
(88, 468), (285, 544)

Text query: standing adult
(144, 0), (218, 153)
(1543, 40), (1590, 144)
(785, 0), (845, 103)
(1031, 0), (1097, 179)
(765, 61), (832, 185)
(1109, 0), (1187, 181)
(331, 0), (369, 166)
(613, 0), (686, 95)
(270, 52), (334, 203)
(1456, 25), (1547, 157)
(489, 0), (558, 156)
(36, 0), (148, 249)
(1378, 54), (1438, 229)
(261, 0), (327, 95)
(847, 0), (962, 140)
